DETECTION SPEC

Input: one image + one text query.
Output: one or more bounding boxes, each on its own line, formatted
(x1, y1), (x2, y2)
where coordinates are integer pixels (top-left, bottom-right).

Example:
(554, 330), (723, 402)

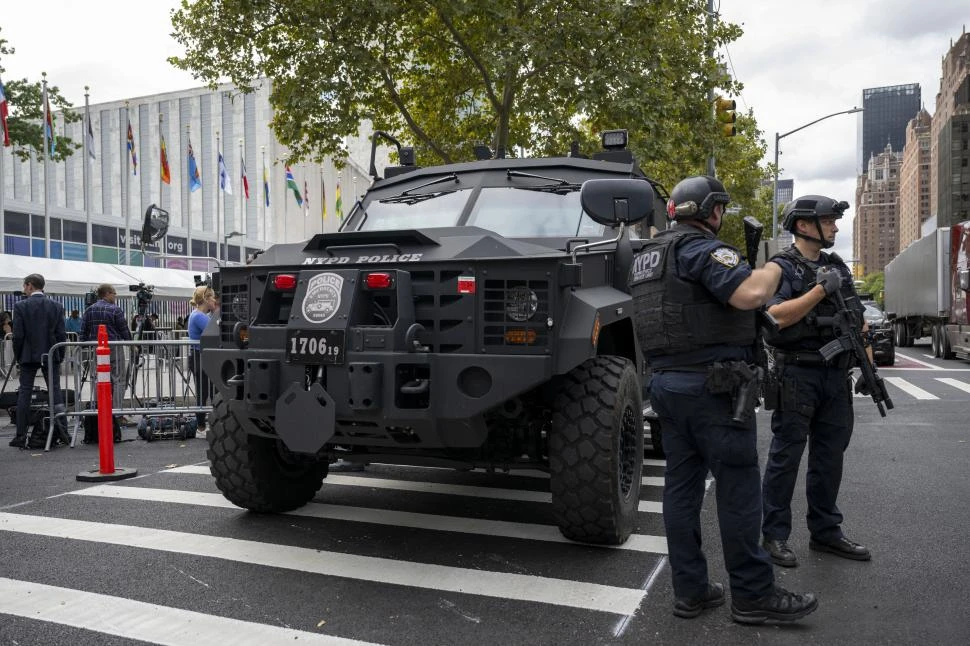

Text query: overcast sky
(2, 0), (967, 259)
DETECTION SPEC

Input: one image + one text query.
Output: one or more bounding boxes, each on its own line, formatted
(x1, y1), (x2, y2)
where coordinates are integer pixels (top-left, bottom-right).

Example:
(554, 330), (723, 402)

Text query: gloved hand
(854, 372), (881, 396)
(815, 267), (842, 295)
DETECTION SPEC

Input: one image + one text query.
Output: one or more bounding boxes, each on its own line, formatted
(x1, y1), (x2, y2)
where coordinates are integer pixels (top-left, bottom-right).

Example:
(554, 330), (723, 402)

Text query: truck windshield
(466, 187), (605, 237)
(355, 189), (469, 230)
(353, 184), (606, 238)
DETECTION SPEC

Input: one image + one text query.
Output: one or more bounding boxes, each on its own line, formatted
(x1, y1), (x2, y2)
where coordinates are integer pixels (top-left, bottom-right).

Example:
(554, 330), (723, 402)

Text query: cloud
(859, 0), (968, 40)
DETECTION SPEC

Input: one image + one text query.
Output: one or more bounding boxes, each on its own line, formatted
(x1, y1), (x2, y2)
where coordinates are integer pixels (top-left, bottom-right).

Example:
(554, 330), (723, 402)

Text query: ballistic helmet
(781, 195), (848, 232)
(781, 195), (848, 249)
(666, 176), (730, 221)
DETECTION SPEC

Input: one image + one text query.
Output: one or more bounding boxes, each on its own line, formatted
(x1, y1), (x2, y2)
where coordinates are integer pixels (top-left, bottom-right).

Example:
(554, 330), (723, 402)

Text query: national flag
(85, 103), (95, 159)
(187, 140), (201, 192)
(45, 92), (57, 156)
(241, 157), (250, 199)
(321, 177), (327, 221)
(159, 135), (171, 184)
(304, 179), (309, 216)
(262, 162), (270, 207)
(126, 118), (137, 175)
(335, 181), (342, 220)
(285, 165), (303, 206)
(0, 77), (11, 147)
(218, 153), (233, 194)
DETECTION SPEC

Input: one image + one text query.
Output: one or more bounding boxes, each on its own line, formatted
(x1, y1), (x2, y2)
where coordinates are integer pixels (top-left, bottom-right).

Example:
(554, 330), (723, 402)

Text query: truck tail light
(272, 274), (297, 291)
(457, 276), (476, 294)
(365, 272), (394, 290)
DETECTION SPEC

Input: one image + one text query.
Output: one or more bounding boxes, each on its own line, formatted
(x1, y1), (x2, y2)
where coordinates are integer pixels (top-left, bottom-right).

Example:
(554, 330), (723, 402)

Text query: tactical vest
(631, 229), (755, 358)
(762, 247), (858, 350)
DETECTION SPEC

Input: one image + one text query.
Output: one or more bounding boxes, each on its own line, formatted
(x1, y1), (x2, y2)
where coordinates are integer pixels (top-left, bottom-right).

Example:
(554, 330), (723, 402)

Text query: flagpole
(239, 138), (244, 246)
(260, 146), (266, 244)
(124, 101), (131, 265)
(83, 87), (92, 262)
(216, 130), (222, 264)
(42, 73), (51, 259)
(158, 112), (164, 266)
(302, 169), (307, 241)
(186, 124), (193, 269)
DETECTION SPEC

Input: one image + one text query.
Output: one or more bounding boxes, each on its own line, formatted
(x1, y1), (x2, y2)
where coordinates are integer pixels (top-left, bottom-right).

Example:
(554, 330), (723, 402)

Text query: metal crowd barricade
(44, 336), (214, 451)
(1, 332), (15, 382)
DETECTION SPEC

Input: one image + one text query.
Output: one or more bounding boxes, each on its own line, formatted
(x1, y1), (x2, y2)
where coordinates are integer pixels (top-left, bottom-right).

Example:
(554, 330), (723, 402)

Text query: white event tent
(0, 256), (199, 297)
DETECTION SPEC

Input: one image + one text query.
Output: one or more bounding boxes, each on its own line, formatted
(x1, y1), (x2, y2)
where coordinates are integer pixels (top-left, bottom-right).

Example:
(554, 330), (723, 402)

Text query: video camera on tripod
(129, 283), (155, 311)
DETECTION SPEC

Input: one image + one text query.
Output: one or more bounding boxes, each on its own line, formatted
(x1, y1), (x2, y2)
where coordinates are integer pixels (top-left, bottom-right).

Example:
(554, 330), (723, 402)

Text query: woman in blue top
(188, 286), (217, 430)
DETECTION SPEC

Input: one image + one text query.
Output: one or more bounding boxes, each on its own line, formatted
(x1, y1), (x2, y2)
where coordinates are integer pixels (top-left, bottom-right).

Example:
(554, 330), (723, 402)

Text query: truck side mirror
(960, 269), (970, 292)
(580, 179), (653, 227)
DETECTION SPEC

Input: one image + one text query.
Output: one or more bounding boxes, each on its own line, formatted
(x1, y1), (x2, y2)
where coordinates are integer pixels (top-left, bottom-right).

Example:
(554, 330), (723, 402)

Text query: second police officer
(760, 196), (873, 567)
(632, 176), (818, 624)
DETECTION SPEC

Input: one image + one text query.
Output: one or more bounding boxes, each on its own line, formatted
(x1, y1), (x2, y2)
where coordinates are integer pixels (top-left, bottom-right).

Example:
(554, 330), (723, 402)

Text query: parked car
(863, 303), (895, 366)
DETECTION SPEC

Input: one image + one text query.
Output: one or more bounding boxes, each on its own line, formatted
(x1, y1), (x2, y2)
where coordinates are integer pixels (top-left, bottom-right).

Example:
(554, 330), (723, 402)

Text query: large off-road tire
(207, 393), (328, 512)
(549, 356), (644, 545)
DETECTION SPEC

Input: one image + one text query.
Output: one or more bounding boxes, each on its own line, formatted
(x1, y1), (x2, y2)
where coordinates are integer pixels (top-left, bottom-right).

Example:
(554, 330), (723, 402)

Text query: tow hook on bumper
(274, 382), (336, 453)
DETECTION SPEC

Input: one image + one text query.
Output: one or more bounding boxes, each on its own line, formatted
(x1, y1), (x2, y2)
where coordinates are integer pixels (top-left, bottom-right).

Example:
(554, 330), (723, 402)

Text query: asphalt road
(1, 341), (968, 645)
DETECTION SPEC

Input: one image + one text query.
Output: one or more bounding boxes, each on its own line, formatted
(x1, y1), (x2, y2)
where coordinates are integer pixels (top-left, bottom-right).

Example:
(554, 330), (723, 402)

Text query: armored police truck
(195, 131), (667, 545)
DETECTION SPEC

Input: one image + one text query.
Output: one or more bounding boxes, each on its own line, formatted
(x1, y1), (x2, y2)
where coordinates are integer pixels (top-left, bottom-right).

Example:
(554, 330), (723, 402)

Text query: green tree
(860, 271), (885, 307)
(0, 29), (81, 162)
(170, 1), (763, 169)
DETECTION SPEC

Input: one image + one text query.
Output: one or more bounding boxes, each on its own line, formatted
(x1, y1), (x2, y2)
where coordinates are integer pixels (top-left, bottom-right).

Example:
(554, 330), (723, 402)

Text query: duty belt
(772, 350), (850, 369)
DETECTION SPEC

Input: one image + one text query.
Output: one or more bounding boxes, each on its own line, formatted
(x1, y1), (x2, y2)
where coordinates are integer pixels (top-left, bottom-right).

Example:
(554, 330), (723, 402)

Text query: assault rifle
(734, 216), (780, 419)
(818, 288), (894, 417)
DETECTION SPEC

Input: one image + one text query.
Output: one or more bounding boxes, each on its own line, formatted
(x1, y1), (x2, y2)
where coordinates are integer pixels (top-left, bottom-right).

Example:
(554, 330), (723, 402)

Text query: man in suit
(11, 274), (68, 447)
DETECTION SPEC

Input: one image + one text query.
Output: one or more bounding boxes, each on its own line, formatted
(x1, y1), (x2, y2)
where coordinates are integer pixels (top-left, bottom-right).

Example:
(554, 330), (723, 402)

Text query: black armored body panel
(199, 135), (666, 545)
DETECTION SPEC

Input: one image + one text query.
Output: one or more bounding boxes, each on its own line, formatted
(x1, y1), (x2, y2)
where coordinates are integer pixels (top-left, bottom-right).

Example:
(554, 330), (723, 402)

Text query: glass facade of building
(860, 84), (921, 174)
(0, 80), (375, 268)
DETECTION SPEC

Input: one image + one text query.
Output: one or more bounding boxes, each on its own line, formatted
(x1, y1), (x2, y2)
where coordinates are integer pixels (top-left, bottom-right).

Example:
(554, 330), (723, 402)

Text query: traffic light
(715, 96), (737, 137)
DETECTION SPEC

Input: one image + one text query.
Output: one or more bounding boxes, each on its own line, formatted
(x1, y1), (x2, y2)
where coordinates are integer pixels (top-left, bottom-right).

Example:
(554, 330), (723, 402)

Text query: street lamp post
(224, 231), (243, 264)
(772, 107), (863, 237)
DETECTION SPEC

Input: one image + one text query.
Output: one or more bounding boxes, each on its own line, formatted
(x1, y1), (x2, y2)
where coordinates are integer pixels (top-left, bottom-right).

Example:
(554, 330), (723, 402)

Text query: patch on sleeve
(710, 247), (740, 268)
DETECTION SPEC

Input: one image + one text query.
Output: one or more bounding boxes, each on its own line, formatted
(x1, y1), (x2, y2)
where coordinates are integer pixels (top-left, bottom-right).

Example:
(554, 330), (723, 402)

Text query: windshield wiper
(378, 190), (457, 205)
(506, 169), (580, 193)
(380, 173), (459, 203)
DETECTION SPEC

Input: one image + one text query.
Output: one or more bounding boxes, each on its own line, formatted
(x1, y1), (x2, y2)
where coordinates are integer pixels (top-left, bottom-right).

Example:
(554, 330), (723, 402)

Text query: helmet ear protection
(667, 200), (699, 219)
(666, 176), (730, 221)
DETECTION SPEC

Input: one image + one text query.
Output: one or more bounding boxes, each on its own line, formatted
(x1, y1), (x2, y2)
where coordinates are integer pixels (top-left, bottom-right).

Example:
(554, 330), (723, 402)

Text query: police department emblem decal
(302, 273), (343, 324)
(711, 247), (740, 268)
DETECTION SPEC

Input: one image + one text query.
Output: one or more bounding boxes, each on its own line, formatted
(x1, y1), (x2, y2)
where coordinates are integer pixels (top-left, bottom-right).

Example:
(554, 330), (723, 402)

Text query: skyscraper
(898, 109), (932, 252)
(930, 29), (970, 227)
(859, 84), (921, 174)
(854, 143), (902, 274)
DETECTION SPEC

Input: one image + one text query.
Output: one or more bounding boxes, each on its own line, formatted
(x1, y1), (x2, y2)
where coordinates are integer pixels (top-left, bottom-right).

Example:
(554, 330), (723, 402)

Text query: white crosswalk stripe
(69, 484), (668, 554)
(935, 377), (970, 394)
(0, 511), (647, 615)
(0, 577), (381, 646)
(884, 377), (940, 400)
(164, 465), (665, 513)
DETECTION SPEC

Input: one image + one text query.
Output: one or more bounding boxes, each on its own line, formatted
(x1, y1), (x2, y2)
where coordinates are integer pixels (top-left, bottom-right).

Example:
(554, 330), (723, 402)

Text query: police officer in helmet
(633, 175), (817, 623)
(760, 195), (872, 568)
